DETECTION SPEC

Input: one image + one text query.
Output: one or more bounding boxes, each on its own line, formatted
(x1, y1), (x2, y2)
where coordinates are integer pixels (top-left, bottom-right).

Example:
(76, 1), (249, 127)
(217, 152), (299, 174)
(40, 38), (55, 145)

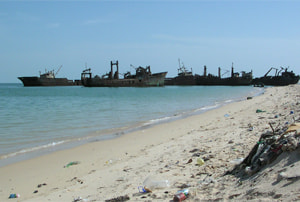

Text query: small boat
(81, 61), (167, 87)
(252, 67), (299, 86)
(164, 59), (200, 85)
(18, 66), (81, 86)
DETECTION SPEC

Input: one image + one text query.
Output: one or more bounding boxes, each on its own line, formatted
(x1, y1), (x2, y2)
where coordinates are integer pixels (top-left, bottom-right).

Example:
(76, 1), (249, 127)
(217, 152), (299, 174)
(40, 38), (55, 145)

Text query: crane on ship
(55, 65), (63, 76)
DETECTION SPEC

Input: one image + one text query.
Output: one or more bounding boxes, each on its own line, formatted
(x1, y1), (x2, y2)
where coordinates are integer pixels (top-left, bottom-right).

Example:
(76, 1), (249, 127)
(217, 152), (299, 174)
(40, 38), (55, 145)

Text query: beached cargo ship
(252, 67), (299, 86)
(165, 62), (253, 86)
(196, 64), (253, 86)
(18, 66), (81, 86)
(81, 61), (167, 87)
(164, 59), (200, 85)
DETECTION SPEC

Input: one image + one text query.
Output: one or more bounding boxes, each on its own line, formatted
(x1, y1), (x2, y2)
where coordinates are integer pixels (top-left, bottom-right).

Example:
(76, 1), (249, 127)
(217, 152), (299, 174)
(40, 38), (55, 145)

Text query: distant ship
(196, 64), (253, 86)
(164, 59), (200, 85)
(81, 61), (167, 87)
(165, 62), (253, 86)
(252, 67), (299, 86)
(18, 66), (81, 86)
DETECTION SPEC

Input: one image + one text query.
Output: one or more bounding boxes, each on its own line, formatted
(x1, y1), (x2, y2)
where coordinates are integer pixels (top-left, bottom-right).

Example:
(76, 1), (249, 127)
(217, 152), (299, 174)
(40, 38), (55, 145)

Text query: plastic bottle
(143, 176), (170, 191)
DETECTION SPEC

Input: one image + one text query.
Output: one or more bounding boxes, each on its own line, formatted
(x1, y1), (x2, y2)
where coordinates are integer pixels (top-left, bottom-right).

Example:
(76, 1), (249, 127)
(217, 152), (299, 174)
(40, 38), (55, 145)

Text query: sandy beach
(0, 84), (299, 201)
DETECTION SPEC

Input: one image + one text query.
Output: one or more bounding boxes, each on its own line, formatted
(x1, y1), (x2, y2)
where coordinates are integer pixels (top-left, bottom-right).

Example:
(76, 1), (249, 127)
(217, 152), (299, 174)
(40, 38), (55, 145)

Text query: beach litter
(256, 109), (266, 113)
(173, 188), (189, 201)
(8, 193), (20, 199)
(227, 120), (300, 177)
(138, 186), (152, 193)
(73, 196), (89, 202)
(64, 161), (80, 168)
(141, 176), (170, 192)
(196, 158), (205, 166)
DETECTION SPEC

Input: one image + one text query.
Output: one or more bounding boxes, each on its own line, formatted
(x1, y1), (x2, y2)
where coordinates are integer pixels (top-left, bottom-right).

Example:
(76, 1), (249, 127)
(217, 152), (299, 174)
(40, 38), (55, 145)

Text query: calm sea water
(0, 83), (263, 166)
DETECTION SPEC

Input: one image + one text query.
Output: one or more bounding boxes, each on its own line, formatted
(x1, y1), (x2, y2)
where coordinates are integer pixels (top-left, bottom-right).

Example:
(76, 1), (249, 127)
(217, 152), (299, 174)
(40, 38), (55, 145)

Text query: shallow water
(0, 83), (263, 166)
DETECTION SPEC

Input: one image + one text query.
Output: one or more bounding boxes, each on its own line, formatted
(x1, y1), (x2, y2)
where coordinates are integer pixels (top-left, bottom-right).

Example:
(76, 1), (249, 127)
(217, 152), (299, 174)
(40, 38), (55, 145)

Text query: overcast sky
(0, 0), (299, 83)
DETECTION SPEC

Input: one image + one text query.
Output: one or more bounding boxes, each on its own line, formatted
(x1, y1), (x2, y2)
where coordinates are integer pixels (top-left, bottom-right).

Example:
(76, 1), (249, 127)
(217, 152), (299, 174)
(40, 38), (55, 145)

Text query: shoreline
(0, 86), (263, 168)
(1, 85), (299, 201)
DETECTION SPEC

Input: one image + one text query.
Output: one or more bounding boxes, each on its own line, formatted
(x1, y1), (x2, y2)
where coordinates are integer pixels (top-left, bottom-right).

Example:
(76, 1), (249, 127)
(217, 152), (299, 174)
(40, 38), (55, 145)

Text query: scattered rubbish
(186, 158), (193, 164)
(105, 194), (130, 202)
(8, 194), (20, 199)
(73, 196), (84, 202)
(142, 176), (170, 192)
(290, 110), (294, 114)
(230, 158), (244, 165)
(37, 183), (47, 188)
(196, 158), (205, 166)
(224, 114), (230, 117)
(256, 109), (266, 113)
(105, 159), (113, 164)
(138, 186), (151, 193)
(228, 120), (300, 176)
(247, 96), (253, 100)
(173, 192), (186, 202)
(64, 161), (80, 168)
(173, 188), (189, 202)
(247, 123), (254, 131)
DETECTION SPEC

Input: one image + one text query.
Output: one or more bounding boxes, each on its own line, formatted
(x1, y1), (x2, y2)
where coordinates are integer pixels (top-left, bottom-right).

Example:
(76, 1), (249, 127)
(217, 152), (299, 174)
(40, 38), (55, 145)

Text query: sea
(0, 83), (264, 167)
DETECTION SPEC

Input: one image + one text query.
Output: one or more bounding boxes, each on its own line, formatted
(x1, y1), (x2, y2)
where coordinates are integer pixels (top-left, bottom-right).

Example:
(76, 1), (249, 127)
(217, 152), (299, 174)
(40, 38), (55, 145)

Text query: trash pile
(228, 120), (300, 177)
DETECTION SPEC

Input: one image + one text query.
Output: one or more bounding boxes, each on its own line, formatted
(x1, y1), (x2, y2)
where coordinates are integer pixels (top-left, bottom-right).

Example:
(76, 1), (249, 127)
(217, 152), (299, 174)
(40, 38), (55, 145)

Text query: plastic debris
(9, 194), (20, 198)
(256, 109), (266, 113)
(196, 158), (205, 166)
(64, 161), (80, 168)
(138, 186), (152, 193)
(142, 176), (170, 192)
(228, 120), (300, 176)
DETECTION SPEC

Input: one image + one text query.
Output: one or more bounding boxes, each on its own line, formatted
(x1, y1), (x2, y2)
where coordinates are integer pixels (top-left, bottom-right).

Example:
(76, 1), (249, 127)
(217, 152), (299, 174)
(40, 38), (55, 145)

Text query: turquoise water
(0, 83), (263, 166)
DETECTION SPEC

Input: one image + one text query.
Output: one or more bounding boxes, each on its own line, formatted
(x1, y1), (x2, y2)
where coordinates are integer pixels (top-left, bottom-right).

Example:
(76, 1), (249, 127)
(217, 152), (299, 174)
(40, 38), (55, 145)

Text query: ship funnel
(110, 61), (113, 79)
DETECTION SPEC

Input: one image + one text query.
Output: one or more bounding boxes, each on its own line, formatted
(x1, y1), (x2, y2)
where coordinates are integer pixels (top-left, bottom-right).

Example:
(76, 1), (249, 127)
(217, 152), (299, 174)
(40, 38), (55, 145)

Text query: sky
(0, 0), (299, 83)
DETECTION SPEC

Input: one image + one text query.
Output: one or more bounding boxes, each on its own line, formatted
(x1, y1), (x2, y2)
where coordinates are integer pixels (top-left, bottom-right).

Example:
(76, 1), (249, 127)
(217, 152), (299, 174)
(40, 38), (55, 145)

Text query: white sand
(0, 85), (299, 201)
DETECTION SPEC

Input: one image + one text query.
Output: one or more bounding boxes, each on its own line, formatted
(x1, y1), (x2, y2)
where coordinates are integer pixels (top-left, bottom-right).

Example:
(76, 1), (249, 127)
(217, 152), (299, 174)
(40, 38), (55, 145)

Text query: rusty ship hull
(81, 61), (167, 87)
(18, 66), (81, 87)
(82, 72), (167, 87)
(252, 67), (299, 86)
(165, 63), (253, 86)
(18, 76), (80, 86)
